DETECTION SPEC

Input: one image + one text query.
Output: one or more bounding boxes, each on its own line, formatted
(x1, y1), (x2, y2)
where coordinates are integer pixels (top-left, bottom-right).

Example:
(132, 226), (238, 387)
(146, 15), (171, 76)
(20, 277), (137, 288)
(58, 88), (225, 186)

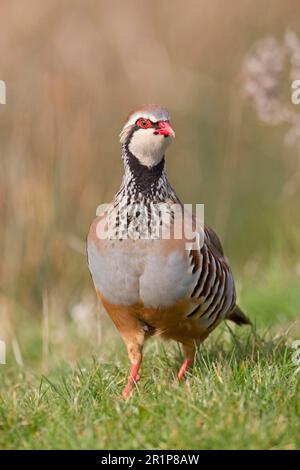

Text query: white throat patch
(128, 128), (172, 167)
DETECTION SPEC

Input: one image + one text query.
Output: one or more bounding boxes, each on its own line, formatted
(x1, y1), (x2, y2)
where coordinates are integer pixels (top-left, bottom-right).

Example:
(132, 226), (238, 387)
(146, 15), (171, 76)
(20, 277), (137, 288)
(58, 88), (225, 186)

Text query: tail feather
(226, 305), (252, 326)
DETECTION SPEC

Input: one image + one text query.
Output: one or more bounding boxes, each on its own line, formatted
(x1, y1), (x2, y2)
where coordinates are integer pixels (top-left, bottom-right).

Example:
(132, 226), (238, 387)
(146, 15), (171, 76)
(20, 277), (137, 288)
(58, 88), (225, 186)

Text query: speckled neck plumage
(107, 144), (181, 240)
(113, 143), (180, 207)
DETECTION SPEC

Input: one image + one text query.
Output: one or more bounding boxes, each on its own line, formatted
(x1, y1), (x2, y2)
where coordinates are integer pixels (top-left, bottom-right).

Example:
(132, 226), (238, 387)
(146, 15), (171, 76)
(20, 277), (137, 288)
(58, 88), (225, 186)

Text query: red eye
(136, 118), (152, 129)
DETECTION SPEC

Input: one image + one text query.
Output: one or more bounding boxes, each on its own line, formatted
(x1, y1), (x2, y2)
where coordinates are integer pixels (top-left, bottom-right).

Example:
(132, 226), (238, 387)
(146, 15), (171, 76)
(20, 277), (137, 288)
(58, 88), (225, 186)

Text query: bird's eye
(136, 118), (152, 129)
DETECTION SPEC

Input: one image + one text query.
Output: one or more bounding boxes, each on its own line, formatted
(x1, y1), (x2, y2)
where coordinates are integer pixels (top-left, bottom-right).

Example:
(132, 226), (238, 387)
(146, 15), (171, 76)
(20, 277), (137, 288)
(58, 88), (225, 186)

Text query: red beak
(156, 120), (175, 137)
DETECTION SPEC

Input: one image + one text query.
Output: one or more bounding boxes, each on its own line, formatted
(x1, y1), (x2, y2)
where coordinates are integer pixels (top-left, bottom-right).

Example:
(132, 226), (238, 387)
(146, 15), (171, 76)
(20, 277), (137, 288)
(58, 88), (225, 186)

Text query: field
(0, 0), (300, 450)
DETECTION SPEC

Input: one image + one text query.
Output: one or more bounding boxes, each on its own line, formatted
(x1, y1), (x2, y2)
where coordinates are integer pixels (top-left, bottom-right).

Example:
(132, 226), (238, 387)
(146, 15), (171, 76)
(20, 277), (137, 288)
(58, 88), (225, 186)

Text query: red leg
(122, 362), (141, 400)
(177, 358), (193, 381)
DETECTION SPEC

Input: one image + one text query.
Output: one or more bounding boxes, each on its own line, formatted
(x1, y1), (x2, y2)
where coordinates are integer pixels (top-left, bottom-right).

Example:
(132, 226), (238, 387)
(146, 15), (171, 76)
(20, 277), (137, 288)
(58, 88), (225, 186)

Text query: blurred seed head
(243, 31), (300, 154)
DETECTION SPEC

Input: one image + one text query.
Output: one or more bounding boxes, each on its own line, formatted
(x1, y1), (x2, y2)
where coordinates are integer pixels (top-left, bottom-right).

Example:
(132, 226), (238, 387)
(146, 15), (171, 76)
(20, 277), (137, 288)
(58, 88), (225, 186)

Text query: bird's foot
(122, 362), (141, 400)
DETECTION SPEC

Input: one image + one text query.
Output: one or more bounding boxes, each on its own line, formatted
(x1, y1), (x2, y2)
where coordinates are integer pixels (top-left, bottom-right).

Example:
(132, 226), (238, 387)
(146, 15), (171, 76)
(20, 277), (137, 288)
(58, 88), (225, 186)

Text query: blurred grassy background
(0, 0), (300, 372)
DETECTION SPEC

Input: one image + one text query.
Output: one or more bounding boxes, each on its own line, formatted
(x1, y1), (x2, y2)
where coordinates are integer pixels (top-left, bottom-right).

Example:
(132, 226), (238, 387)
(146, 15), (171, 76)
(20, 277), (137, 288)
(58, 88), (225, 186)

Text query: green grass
(0, 260), (300, 450)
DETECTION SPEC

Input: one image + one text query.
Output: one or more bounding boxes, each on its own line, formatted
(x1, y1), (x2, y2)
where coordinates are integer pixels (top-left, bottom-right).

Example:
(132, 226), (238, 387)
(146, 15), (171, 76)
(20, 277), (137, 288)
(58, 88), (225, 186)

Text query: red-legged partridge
(87, 105), (251, 399)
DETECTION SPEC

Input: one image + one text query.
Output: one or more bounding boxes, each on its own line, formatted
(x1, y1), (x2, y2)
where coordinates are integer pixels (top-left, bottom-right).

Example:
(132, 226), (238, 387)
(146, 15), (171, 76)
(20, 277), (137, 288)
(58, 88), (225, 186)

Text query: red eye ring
(136, 118), (152, 129)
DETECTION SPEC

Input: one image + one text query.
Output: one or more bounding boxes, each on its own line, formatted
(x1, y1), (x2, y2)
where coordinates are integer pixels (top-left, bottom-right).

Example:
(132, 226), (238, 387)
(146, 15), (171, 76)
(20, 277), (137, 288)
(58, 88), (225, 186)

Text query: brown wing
(204, 225), (224, 258)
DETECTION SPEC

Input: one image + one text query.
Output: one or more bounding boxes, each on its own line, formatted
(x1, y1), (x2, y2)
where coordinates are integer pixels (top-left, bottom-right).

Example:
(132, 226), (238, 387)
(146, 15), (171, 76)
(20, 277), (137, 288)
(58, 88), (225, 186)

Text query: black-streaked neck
(115, 144), (180, 204)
